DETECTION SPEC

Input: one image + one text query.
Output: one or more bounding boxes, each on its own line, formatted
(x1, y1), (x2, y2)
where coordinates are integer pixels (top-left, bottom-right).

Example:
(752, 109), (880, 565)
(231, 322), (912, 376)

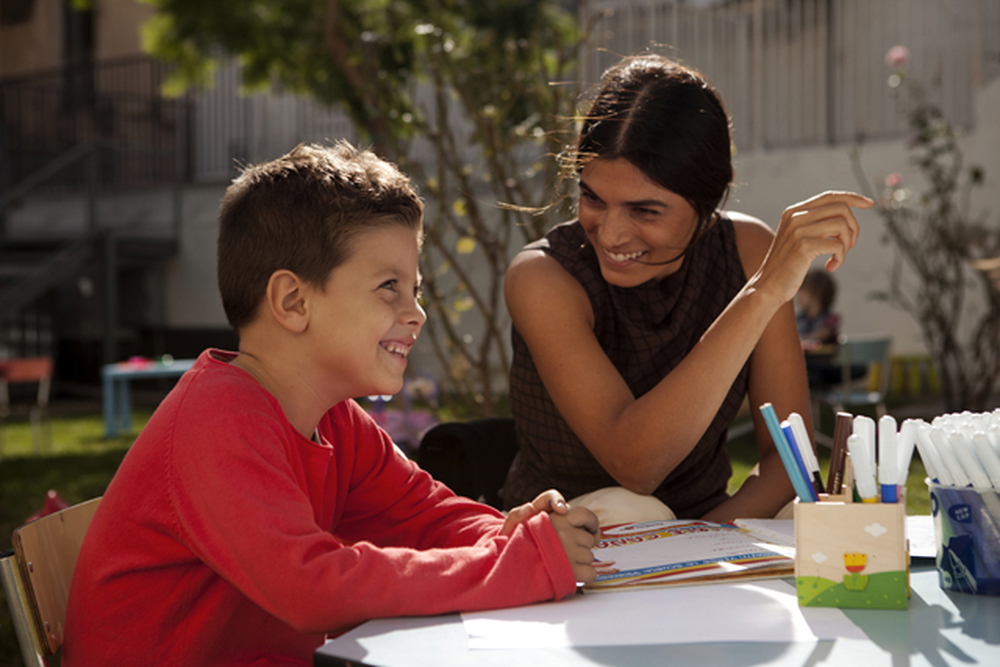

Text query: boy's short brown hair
(217, 141), (423, 332)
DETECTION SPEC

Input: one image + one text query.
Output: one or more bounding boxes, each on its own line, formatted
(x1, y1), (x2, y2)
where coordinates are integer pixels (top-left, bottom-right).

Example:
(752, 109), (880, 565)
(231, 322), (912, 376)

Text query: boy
(63, 142), (597, 666)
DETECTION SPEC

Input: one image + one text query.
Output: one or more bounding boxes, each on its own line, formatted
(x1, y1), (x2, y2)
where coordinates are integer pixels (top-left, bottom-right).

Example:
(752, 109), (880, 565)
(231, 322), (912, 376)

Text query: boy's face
(308, 224), (425, 398)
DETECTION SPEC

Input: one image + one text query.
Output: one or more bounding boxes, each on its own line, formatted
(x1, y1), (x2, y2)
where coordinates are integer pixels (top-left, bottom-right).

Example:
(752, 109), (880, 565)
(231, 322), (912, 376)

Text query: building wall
(166, 184), (229, 329)
(94, 0), (151, 60)
(0, 0), (62, 77)
(733, 75), (1000, 356)
(0, 0), (151, 80)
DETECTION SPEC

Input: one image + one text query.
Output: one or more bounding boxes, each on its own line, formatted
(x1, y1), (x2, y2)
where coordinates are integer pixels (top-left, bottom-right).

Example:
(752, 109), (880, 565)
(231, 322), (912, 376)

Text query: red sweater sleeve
(167, 385), (577, 635)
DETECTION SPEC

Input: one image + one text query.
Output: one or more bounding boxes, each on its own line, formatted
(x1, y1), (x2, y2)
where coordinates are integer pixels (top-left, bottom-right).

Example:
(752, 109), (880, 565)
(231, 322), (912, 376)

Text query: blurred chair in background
(0, 356), (54, 455)
(811, 334), (893, 446)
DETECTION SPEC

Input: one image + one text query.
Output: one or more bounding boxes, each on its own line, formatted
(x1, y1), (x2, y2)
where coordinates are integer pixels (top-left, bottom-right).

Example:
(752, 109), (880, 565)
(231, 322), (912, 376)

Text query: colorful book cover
(586, 520), (794, 592)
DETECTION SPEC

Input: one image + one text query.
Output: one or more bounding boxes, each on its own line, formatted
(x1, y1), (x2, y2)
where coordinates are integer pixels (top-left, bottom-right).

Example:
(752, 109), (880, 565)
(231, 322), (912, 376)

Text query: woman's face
(577, 158), (701, 287)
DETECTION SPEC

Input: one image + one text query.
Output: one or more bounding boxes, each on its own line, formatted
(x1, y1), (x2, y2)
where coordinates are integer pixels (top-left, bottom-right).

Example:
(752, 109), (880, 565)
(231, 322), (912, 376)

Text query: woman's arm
(700, 214), (811, 521)
(507, 191), (870, 495)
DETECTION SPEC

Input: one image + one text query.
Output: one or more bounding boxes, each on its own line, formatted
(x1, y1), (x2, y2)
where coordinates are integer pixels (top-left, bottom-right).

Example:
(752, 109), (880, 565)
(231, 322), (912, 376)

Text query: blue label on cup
(948, 504), (973, 523)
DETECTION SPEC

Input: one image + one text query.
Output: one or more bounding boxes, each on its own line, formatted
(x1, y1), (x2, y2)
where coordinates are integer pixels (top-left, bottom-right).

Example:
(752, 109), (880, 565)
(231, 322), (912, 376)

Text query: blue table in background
(101, 359), (195, 437)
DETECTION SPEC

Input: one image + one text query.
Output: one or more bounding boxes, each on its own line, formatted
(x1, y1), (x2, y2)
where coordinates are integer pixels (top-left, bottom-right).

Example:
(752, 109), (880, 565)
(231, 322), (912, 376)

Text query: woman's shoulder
(507, 235), (593, 327)
(507, 245), (588, 305)
(723, 210), (775, 276)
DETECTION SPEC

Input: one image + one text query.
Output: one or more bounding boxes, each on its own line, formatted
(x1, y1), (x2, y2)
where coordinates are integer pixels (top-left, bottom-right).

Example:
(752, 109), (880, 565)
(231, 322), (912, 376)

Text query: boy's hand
(550, 506), (599, 584)
(500, 489), (570, 536)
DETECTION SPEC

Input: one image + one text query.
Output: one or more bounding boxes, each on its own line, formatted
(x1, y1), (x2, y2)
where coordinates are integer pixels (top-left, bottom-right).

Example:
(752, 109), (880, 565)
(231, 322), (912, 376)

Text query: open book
(585, 519), (795, 592)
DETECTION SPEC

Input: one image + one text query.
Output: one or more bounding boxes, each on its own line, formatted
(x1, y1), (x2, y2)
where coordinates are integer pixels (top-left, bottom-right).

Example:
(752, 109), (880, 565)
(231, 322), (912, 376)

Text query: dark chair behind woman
(417, 418), (519, 509)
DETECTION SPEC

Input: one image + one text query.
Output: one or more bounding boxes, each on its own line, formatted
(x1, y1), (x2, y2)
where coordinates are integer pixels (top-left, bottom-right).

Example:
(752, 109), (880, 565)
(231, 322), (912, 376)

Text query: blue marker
(782, 420), (819, 501)
(788, 412), (824, 495)
(759, 403), (815, 503)
(878, 415), (899, 503)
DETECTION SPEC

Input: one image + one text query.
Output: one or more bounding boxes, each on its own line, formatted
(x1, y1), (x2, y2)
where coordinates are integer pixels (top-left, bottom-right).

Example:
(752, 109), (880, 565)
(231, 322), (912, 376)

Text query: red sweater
(63, 350), (575, 666)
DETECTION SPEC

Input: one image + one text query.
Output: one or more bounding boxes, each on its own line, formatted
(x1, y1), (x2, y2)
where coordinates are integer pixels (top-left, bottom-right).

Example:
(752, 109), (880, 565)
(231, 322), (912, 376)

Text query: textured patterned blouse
(504, 217), (751, 518)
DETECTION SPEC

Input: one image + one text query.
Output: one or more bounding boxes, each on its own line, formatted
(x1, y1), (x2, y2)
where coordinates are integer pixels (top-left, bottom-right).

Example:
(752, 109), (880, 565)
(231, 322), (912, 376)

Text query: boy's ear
(265, 270), (310, 333)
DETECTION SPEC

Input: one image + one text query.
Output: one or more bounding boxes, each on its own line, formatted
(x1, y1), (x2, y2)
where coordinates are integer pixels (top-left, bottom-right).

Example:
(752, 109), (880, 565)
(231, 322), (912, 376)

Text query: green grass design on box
(797, 571), (908, 609)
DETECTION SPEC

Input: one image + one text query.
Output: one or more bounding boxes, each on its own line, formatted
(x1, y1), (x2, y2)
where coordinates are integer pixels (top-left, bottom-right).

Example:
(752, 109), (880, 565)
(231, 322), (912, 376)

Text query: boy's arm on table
(169, 401), (577, 635)
(338, 407), (598, 583)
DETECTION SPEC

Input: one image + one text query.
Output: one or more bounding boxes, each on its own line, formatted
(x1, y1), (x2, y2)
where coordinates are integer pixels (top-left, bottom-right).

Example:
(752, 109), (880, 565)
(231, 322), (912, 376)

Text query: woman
(502, 55), (872, 524)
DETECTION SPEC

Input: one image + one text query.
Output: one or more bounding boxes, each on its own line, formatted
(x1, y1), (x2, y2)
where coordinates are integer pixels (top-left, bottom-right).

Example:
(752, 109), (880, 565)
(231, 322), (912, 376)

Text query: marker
(949, 431), (992, 489)
(759, 403), (816, 503)
(782, 420), (818, 502)
(916, 422), (950, 485)
(971, 432), (1000, 489)
(787, 412), (824, 495)
(987, 426), (1000, 456)
(931, 427), (971, 487)
(878, 415), (899, 503)
(827, 412), (854, 495)
(853, 415), (877, 476)
(896, 419), (918, 486)
(847, 433), (879, 502)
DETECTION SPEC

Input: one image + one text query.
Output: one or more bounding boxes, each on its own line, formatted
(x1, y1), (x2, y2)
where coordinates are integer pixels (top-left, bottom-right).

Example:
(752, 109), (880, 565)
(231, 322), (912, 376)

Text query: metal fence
(0, 57), (188, 192)
(190, 59), (357, 182)
(580, 0), (1000, 151)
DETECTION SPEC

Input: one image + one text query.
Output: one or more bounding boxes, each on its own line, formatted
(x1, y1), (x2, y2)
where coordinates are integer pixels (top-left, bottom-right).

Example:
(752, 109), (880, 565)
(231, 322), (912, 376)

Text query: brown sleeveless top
(504, 217), (750, 518)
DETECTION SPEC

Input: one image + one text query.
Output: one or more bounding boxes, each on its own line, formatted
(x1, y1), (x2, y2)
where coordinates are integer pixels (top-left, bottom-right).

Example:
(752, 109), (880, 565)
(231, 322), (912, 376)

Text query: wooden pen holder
(794, 482), (909, 610)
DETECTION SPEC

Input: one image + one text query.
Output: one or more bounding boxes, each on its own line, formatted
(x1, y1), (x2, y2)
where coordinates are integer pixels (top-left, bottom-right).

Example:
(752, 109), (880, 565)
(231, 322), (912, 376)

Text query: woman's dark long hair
(568, 55), (734, 263)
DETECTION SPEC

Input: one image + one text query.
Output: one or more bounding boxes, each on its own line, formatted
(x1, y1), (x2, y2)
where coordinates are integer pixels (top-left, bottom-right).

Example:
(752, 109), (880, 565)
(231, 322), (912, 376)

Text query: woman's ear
(265, 270), (310, 333)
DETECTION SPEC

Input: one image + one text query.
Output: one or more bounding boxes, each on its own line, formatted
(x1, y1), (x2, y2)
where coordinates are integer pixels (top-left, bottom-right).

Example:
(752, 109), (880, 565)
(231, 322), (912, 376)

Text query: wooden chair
(0, 356), (54, 454)
(0, 497), (101, 666)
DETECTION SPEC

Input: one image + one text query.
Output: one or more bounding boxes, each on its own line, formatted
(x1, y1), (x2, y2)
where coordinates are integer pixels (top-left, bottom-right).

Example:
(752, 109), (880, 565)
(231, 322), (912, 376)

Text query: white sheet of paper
(907, 514), (937, 558)
(461, 579), (866, 650)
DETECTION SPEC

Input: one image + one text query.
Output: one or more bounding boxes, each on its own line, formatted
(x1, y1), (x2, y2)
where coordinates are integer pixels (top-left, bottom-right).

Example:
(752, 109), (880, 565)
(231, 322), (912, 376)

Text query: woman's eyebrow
(578, 179), (600, 200)
(580, 179), (670, 209)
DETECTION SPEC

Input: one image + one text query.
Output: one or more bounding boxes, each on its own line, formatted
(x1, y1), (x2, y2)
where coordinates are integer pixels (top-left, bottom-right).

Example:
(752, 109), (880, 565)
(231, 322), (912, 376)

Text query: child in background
(796, 269), (841, 351)
(63, 142), (597, 667)
(796, 269), (844, 386)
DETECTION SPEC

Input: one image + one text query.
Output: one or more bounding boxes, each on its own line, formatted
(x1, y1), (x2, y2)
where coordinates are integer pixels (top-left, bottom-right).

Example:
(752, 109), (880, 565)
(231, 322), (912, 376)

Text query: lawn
(0, 406), (934, 666)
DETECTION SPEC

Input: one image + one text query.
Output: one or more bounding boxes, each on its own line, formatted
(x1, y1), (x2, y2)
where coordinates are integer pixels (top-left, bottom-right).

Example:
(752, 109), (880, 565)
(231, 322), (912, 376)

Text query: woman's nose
(598, 208), (631, 248)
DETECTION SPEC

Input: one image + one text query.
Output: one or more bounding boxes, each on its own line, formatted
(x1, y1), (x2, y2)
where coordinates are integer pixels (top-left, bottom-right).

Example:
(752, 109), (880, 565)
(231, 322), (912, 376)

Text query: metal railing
(0, 56), (190, 193)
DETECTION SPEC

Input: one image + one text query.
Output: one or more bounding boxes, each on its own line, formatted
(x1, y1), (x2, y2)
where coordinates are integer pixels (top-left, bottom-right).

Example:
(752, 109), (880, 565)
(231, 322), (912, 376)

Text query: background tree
(141, 0), (591, 416)
(851, 46), (1000, 412)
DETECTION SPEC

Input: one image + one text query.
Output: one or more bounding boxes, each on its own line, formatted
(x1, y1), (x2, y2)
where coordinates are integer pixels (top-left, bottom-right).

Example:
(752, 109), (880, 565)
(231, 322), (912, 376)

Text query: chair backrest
(836, 334), (893, 396)
(0, 356), (54, 410)
(6, 497), (101, 657)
